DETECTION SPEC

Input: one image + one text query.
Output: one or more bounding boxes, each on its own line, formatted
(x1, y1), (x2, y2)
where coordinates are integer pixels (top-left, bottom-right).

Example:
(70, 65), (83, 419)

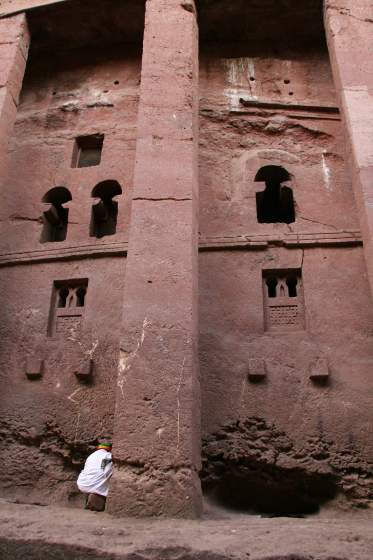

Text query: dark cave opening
(202, 461), (338, 516)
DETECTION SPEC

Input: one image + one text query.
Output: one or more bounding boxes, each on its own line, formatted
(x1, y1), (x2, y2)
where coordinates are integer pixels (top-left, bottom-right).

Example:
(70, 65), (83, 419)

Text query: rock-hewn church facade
(0, 0), (372, 516)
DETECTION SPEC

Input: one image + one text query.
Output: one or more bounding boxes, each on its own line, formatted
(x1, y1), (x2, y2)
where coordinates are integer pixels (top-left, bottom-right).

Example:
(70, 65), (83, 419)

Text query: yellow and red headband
(97, 442), (112, 450)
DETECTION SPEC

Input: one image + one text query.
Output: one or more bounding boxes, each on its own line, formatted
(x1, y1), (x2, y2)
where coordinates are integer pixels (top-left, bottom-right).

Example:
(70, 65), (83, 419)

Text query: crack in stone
(327, 5), (373, 24)
(133, 197), (192, 202)
(9, 215), (43, 223)
(297, 215), (339, 230)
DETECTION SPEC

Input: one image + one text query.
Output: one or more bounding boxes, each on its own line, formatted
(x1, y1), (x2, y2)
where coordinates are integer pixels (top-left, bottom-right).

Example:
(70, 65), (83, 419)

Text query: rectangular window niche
(71, 134), (104, 168)
(262, 269), (305, 332)
(48, 279), (88, 338)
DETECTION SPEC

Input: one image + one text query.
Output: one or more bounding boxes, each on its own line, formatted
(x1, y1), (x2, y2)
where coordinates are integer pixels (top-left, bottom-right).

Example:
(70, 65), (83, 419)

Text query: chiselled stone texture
(325, 0), (373, 303)
(108, 0), (201, 517)
(25, 357), (44, 380)
(0, 13), (29, 173)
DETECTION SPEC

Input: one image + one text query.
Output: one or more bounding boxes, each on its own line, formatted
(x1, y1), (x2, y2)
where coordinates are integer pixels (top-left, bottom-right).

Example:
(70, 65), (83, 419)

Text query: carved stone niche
(74, 359), (93, 382)
(25, 357), (44, 380)
(48, 279), (88, 338)
(248, 358), (267, 382)
(262, 268), (305, 332)
(309, 358), (329, 384)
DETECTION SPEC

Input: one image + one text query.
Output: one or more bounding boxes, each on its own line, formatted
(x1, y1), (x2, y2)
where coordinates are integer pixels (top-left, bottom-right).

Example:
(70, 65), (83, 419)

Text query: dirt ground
(0, 498), (372, 560)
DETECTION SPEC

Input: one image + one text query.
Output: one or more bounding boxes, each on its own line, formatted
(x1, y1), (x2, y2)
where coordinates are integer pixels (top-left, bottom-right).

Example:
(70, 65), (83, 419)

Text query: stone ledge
(200, 100), (341, 121)
(0, 0), (69, 18)
(199, 230), (362, 251)
(0, 241), (128, 266)
(237, 98), (340, 114)
(0, 231), (362, 266)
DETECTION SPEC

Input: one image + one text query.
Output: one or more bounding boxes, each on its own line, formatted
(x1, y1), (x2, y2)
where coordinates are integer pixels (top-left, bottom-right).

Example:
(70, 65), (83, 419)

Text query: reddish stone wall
(1, 0), (373, 515)
(198, 43), (373, 507)
(0, 44), (141, 504)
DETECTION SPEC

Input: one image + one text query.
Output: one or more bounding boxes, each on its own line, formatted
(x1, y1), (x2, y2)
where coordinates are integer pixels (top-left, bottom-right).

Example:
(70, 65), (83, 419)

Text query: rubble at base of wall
(202, 417), (373, 513)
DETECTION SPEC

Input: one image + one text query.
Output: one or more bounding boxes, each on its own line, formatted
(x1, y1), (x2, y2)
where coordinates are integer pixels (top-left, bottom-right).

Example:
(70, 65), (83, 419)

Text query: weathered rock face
(0, 4), (143, 505)
(202, 417), (373, 513)
(198, 2), (373, 513)
(0, 0), (372, 516)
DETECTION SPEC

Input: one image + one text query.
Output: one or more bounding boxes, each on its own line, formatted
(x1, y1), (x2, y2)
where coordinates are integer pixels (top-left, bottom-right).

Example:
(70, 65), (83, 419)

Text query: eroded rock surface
(202, 417), (373, 513)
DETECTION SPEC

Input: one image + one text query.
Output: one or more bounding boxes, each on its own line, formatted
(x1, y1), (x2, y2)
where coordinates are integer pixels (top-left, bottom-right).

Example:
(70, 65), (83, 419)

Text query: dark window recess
(266, 277), (278, 298)
(90, 180), (122, 238)
(41, 186), (72, 243)
(49, 279), (88, 337)
(57, 287), (69, 308)
(76, 286), (87, 307)
(255, 165), (295, 224)
(72, 134), (104, 168)
(286, 276), (298, 298)
(262, 269), (305, 331)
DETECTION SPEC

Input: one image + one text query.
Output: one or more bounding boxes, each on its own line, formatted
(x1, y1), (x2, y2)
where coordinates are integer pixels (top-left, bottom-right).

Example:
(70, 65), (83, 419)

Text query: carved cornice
(0, 230), (362, 267)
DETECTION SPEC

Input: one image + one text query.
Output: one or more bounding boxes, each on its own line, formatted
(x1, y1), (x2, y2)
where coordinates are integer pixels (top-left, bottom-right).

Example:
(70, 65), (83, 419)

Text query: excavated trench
(0, 541), (349, 560)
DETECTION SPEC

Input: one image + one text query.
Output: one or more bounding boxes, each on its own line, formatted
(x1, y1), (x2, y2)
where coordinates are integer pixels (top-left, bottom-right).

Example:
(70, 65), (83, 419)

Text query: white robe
(77, 449), (113, 497)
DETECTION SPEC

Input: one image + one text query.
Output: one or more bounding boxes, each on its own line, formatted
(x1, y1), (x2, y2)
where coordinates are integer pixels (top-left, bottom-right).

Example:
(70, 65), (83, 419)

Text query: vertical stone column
(0, 13), (29, 177)
(325, 1), (373, 300)
(108, 0), (202, 517)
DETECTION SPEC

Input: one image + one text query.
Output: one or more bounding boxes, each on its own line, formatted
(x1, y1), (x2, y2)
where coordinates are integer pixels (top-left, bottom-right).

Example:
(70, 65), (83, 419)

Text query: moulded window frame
(262, 268), (305, 332)
(71, 134), (105, 169)
(48, 278), (89, 337)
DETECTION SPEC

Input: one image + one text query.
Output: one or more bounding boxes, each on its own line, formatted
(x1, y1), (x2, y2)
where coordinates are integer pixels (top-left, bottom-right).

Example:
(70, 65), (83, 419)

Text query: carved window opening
(41, 187), (72, 243)
(266, 277), (278, 298)
(48, 279), (88, 337)
(72, 134), (104, 168)
(255, 165), (295, 224)
(262, 269), (305, 331)
(286, 276), (298, 298)
(90, 180), (122, 238)
(76, 287), (86, 307)
(57, 287), (69, 308)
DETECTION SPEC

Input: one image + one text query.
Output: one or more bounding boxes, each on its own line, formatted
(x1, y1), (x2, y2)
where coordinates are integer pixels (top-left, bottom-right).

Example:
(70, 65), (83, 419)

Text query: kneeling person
(77, 440), (113, 511)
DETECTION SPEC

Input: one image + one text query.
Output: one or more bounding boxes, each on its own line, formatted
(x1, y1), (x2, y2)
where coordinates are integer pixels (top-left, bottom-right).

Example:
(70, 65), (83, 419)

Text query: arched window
(255, 165), (295, 224)
(41, 187), (72, 242)
(90, 180), (122, 238)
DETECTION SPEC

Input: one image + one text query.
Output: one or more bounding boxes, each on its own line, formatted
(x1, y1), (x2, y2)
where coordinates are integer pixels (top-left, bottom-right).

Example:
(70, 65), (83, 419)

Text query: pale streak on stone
(68, 387), (82, 404)
(322, 152), (332, 191)
(224, 58), (238, 86)
(117, 317), (150, 399)
(74, 411), (81, 444)
(176, 356), (186, 452)
(77, 339), (99, 359)
(224, 57), (258, 110)
(247, 59), (255, 82)
(239, 377), (247, 415)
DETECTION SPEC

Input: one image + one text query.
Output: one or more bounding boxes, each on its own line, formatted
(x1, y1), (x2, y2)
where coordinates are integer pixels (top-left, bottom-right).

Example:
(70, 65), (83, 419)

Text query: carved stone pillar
(325, 1), (373, 300)
(108, 0), (202, 517)
(0, 13), (29, 178)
